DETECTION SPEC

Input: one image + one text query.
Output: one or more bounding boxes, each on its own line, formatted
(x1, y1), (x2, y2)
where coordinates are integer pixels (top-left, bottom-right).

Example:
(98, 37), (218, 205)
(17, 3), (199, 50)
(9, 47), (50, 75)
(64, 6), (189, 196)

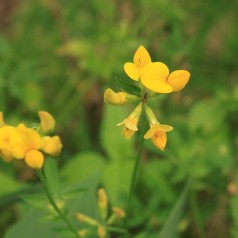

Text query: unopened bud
(111, 207), (126, 219)
(98, 188), (108, 220)
(38, 111), (56, 133)
(104, 88), (138, 106)
(75, 213), (99, 226)
(78, 229), (88, 237)
(98, 224), (106, 238)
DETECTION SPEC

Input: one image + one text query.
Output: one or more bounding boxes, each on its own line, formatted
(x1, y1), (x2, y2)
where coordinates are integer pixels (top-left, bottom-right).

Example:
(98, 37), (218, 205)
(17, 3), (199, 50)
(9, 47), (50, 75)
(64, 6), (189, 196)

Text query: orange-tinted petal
(133, 45), (151, 67)
(124, 63), (140, 81)
(167, 70), (190, 92)
(151, 130), (167, 151)
(25, 150), (44, 169)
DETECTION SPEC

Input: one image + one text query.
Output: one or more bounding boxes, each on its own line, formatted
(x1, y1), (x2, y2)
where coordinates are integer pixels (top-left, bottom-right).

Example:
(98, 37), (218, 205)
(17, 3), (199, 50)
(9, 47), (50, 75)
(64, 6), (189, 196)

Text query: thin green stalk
(36, 169), (80, 238)
(125, 122), (147, 226)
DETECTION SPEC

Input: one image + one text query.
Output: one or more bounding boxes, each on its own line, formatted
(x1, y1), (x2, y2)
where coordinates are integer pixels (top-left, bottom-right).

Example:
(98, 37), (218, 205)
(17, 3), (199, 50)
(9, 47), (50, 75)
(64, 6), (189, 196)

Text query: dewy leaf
(115, 77), (141, 97)
(158, 178), (191, 238)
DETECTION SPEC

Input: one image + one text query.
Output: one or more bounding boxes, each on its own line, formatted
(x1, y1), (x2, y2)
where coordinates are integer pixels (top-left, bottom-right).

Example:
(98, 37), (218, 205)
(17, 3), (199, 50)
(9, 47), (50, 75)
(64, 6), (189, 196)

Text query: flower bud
(104, 88), (138, 106)
(97, 224), (106, 238)
(97, 188), (108, 220)
(38, 111), (55, 133)
(75, 213), (99, 226)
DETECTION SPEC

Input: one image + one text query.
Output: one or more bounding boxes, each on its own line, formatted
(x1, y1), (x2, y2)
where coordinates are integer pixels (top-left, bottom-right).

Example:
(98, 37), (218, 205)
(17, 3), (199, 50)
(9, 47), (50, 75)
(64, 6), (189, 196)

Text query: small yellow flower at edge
(117, 102), (142, 139)
(124, 45), (152, 81)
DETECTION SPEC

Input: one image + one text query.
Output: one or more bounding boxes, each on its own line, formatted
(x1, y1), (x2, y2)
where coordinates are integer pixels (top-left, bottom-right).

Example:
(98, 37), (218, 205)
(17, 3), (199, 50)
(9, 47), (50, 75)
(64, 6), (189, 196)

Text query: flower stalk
(36, 169), (80, 238)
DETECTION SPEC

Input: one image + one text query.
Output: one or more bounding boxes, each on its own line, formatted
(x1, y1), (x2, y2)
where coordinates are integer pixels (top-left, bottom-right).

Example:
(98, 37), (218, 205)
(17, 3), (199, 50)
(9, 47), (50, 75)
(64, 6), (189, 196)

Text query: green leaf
(20, 194), (47, 209)
(61, 152), (105, 186)
(158, 179), (191, 238)
(100, 105), (135, 163)
(115, 76), (141, 97)
(4, 209), (64, 238)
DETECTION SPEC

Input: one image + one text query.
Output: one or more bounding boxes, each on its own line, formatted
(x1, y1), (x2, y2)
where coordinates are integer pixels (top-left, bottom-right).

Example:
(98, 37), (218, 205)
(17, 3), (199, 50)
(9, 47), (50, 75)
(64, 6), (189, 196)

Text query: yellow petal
(167, 70), (190, 92)
(141, 78), (173, 93)
(144, 125), (158, 139)
(25, 150), (44, 169)
(41, 136), (62, 156)
(124, 119), (138, 131)
(124, 63), (140, 81)
(123, 127), (135, 140)
(38, 111), (56, 133)
(142, 62), (169, 80)
(157, 124), (173, 132)
(141, 62), (172, 93)
(133, 45), (151, 67)
(151, 130), (167, 151)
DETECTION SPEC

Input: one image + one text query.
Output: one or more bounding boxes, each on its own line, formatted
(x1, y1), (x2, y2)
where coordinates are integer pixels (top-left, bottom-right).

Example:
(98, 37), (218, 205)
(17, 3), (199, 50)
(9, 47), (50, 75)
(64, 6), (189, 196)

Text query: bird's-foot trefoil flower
(0, 111), (62, 169)
(104, 88), (139, 106)
(117, 102), (142, 139)
(144, 105), (173, 151)
(124, 45), (190, 94)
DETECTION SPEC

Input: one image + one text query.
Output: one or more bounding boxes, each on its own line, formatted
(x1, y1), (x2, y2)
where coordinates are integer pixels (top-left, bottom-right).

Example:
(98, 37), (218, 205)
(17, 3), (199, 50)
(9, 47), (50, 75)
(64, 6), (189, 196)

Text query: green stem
(36, 169), (80, 238)
(125, 123), (147, 227)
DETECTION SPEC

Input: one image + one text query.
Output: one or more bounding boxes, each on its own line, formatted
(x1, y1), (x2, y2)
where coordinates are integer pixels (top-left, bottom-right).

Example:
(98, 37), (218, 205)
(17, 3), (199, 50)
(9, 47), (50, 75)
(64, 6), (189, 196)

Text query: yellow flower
(41, 136), (62, 156)
(117, 103), (142, 139)
(124, 45), (152, 81)
(38, 111), (56, 133)
(144, 104), (173, 150)
(141, 62), (190, 93)
(144, 123), (173, 151)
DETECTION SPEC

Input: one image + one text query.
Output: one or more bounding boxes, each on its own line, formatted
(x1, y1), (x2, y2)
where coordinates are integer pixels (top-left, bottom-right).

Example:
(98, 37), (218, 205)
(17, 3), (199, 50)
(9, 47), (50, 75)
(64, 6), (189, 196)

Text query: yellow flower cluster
(104, 45), (190, 150)
(0, 111), (62, 169)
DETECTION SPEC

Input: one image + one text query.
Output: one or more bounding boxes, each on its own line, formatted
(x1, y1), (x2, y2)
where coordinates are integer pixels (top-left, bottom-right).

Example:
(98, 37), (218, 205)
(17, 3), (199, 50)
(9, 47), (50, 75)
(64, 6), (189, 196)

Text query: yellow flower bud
(97, 224), (106, 238)
(75, 213), (99, 226)
(38, 111), (56, 133)
(107, 207), (126, 225)
(78, 229), (88, 238)
(104, 88), (138, 106)
(111, 207), (126, 219)
(97, 188), (108, 220)
(41, 136), (62, 156)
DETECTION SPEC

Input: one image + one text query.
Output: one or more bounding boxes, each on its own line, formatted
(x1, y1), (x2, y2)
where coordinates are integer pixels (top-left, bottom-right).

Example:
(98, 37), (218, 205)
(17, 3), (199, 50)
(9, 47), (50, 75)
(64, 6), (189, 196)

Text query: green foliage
(0, 0), (238, 237)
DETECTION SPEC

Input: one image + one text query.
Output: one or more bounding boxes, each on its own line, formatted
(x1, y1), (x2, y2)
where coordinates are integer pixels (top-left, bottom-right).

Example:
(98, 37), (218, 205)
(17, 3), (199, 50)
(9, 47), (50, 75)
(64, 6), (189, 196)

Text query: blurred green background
(0, 0), (238, 237)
